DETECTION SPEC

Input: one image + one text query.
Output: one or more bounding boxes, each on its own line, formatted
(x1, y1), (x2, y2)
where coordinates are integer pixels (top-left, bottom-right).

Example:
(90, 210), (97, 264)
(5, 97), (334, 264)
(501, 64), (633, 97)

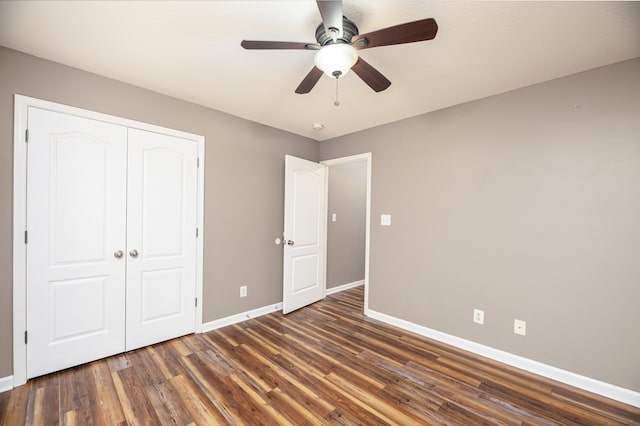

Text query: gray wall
(326, 161), (367, 289)
(0, 46), (318, 377)
(320, 58), (640, 392)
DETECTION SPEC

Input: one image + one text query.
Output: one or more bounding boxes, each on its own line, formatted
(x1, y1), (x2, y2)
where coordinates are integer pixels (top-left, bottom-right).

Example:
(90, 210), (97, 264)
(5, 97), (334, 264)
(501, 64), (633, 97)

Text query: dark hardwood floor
(1, 286), (639, 425)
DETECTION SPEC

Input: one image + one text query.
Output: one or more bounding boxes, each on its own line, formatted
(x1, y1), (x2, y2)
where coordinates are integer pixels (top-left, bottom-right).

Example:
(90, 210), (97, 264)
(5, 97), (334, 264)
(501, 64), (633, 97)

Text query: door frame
(320, 153), (372, 315)
(12, 95), (206, 387)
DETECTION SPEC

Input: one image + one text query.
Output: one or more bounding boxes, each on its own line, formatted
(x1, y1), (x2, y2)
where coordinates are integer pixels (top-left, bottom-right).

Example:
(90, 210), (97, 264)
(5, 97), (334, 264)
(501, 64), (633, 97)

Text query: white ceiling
(1, 1), (639, 141)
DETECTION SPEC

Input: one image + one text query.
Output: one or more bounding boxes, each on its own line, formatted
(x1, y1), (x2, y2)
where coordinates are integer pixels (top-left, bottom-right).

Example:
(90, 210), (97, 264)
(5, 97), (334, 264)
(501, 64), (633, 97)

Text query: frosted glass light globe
(314, 44), (358, 78)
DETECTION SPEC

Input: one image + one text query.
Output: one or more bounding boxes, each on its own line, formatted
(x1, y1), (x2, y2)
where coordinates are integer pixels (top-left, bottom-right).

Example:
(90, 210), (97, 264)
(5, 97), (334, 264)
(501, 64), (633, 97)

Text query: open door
(282, 155), (327, 314)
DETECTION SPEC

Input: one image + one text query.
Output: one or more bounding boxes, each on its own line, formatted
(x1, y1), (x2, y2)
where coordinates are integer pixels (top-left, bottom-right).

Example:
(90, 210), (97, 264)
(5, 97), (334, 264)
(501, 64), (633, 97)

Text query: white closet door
(125, 128), (198, 350)
(26, 108), (127, 378)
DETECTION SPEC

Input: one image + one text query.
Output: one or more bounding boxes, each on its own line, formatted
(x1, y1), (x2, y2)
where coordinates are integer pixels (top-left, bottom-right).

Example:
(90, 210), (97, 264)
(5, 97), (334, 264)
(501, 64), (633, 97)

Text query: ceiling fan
(241, 0), (438, 95)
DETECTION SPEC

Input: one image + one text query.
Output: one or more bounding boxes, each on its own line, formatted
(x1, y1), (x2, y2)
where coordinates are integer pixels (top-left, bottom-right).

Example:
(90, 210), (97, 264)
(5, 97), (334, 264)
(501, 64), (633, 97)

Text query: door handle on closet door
(114, 250), (124, 259)
(129, 249), (139, 258)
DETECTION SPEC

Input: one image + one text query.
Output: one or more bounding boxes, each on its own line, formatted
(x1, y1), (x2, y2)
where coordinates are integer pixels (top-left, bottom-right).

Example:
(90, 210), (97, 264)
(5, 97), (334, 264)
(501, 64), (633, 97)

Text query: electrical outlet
(240, 285), (247, 298)
(514, 319), (526, 336)
(473, 309), (484, 325)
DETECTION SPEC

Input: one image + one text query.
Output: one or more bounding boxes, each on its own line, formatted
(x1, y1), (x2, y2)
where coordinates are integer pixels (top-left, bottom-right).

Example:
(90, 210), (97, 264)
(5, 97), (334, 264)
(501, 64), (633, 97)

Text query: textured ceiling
(1, 1), (639, 141)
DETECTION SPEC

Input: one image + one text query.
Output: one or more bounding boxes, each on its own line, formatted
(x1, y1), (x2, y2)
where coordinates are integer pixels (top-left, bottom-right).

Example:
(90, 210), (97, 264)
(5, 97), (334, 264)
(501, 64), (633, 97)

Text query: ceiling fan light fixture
(314, 43), (358, 78)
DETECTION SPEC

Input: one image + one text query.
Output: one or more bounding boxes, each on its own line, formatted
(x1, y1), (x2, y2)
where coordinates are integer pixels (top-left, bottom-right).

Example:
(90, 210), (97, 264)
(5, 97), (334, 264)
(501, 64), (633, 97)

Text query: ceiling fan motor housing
(315, 16), (359, 45)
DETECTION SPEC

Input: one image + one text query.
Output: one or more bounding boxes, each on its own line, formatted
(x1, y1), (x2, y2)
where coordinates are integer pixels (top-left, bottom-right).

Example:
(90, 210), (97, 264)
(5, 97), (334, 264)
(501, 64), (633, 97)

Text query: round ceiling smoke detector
(312, 123), (324, 131)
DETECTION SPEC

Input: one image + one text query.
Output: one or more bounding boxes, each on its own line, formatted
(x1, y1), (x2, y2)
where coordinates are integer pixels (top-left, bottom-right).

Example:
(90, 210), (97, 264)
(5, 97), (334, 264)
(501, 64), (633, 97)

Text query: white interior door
(125, 128), (198, 350)
(26, 108), (127, 378)
(282, 155), (327, 314)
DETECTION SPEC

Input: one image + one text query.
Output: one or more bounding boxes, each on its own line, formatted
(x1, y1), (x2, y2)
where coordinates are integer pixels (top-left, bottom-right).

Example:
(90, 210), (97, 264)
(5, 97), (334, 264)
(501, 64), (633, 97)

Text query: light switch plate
(332, 213), (337, 222)
(381, 214), (391, 226)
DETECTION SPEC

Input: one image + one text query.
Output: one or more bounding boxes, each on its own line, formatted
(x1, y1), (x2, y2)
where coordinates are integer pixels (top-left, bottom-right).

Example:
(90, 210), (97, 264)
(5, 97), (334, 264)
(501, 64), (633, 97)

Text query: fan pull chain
(334, 77), (340, 107)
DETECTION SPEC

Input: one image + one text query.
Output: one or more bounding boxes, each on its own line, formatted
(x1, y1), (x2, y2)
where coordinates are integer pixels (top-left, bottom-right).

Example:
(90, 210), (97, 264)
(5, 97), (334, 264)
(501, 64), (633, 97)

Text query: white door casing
(282, 155), (327, 314)
(125, 128), (198, 351)
(26, 108), (128, 378)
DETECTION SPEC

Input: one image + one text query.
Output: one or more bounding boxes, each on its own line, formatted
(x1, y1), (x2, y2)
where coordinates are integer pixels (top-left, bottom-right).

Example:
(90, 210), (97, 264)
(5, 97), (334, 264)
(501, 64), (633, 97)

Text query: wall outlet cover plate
(473, 309), (484, 325)
(514, 319), (526, 336)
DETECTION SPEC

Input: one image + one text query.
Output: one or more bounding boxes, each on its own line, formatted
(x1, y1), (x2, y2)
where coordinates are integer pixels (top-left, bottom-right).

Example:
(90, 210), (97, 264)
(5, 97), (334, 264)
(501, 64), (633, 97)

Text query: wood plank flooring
(1, 286), (639, 425)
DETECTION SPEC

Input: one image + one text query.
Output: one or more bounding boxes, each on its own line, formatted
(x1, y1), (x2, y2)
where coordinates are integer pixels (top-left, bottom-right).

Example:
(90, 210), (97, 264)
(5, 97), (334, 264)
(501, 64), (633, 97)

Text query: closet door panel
(125, 128), (198, 350)
(26, 108), (127, 378)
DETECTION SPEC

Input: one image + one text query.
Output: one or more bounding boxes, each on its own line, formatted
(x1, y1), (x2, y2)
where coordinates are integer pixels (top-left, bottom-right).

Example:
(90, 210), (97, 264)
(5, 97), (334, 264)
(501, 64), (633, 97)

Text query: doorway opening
(321, 153), (371, 313)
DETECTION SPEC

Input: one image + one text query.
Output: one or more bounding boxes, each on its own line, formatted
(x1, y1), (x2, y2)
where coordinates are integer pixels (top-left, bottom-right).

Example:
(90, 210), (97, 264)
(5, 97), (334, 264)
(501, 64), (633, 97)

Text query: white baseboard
(365, 309), (640, 408)
(0, 375), (13, 393)
(202, 302), (283, 332)
(201, 281), (364, 332)
(326, 280), (364, 295)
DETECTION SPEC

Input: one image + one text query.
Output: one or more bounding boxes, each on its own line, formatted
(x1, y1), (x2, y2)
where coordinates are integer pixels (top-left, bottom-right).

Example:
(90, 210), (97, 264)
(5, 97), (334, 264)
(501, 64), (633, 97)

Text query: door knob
(129, 249), (139, 258)
(114, 250), (124, 259)
(287, 240), (295, 246)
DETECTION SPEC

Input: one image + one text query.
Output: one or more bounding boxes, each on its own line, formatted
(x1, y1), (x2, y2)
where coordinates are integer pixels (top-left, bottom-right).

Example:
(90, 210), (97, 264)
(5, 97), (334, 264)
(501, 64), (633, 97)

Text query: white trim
(12, 95), (205, 387)
(195, 121), (205, 334)
(204, 277), (363, 331)
(202, 303), (283, 332)
(204, 279), (364, 333)
(326, 280), (364, 295)
(13, 96), (29, 387)
(320, 153), (372, 314)
(321, 161), (329, 302)
(0, 376), (13, 393)
(366, 309), (640, 408)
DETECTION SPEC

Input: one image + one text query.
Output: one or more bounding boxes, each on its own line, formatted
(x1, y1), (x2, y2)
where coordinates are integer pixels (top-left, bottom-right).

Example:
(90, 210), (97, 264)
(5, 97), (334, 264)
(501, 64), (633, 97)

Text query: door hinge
(195, 298), (198, 307)
(25, 129), (29, 143)
(196, 227), (199, 238)
(197, 157), (200, 168)
(24, 230), (28, 244)
(25, 331), (28, 344)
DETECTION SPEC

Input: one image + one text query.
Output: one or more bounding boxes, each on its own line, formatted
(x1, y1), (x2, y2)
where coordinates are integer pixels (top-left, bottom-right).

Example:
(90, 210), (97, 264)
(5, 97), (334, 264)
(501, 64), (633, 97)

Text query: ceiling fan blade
(352, 18), (438, 49)
(316, 0), (344, 39)
(241, 40), (320, 50)
(295, 67), (324, 94)
(351, 58), (391, 92)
